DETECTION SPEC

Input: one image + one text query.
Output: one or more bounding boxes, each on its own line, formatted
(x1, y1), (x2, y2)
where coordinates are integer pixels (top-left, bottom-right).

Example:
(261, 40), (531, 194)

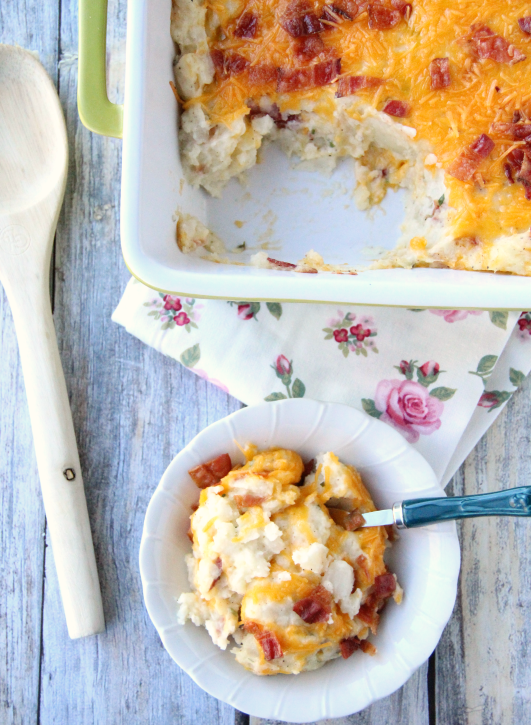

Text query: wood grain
(436, 377), (531, 725)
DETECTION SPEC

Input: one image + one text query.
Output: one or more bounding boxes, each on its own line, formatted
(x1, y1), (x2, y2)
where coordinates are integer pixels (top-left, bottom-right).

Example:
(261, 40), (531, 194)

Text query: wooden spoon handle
(6, 274), (105, 639)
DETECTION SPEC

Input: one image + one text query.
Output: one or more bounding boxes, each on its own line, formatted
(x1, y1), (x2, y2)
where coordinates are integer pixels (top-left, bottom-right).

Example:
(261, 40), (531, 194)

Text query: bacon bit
(390, 0), (411, 17)
(504, 161), (515, 183)
(280, 1), (324, 37)
(294, 34), (327, 61)
(383, 99), (411, 117)
(360, 640), (377, 655)
(519, 17), (531, 35)
(293, 585), (333, 623)
(267, 256), (297, 269)
(336, 75), (383, 97)
(367, 4), (402, 29)
(430, 58), (451, 90)
(321, 5), (349, 23)
(517, 152), (531, 200)
(466, 24), (526, 65)
(188, 453), (232, 489)
(278, 58), (341, 92)
(356, 603), (379, 628)
(303, 458), (316, 478)
(234, 11), (258, 38)
(446, 133), (494, 182)
(210, 50), (250, 78)
(233, 493), (267, 507)
(248, 65), (278, 85)
(373, 572), (396, 598)
(340, 636), (363, 658)
(328, 508), (366, 531)
(244, 622), (284, 660)
(209, 557), (223, 590)
(384, 524), (398, 541)
(491, 122), (531, 140)
(256, 631), (283, 660)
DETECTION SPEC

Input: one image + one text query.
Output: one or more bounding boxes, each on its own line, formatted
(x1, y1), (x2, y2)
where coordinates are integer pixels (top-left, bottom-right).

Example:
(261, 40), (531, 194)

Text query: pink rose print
(144, 294), (200, 332)
(334, 328), (349, 343)
(399, 360), (413, 376)
(175, 312), (190, 326)
(265, 356), (305, 400)
(162, 295), (182, 311)
(237, 303), (254, 320)
(275, 355), (292, 376)
(419, 360), (440, 377)
(363, 358), (456, 443)
(517, 312), (531, 340)
(324, 311), (378, 358)
(430, 310), (483, 323)
(373, 379), (443, 443)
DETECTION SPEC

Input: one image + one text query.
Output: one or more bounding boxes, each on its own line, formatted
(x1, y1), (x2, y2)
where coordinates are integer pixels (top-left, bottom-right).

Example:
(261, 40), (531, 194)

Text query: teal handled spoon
(361, 486), (531, 528)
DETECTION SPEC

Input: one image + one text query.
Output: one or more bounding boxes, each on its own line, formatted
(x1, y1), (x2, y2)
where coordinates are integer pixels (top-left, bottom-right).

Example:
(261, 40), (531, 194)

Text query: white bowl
(139, 399), (460, 722)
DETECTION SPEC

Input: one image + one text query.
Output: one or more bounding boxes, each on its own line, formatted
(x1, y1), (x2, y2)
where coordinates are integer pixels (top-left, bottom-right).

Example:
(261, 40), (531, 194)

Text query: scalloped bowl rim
(139, 399), (461, 722)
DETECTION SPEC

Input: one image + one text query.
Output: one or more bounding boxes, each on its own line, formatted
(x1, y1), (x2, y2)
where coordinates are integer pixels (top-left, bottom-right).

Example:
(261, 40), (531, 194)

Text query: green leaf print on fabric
(265, 356), (306, 401)
(266, 302), (283, 320)
(469, 354), (498, 387)
(489, 311), (509, 330)
(509, 368), (526, 388)
(264, 392), (288, 401)
(180, 344), (201, 369)
(430, 387), (457, 401)
(292, 379), (306, 398)
(361, 398), (382, 419)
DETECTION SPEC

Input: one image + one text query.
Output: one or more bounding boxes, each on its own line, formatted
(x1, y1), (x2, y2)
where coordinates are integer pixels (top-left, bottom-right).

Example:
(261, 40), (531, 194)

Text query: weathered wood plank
(36, 13), (242, 721)
(251, 662), (429, 725)
(436, 377), (531, 725)
(0, 3), (59, 723)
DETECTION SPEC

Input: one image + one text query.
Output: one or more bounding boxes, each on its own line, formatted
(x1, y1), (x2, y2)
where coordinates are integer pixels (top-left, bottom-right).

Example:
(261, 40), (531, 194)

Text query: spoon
(360, 486), (531, 528)
(0, 45), (104, 638)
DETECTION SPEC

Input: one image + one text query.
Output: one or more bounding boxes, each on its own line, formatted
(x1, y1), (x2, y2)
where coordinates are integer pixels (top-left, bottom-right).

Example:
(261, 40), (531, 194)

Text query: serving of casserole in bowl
(79, 0), (531, 306)
(139, 399), (460, 721)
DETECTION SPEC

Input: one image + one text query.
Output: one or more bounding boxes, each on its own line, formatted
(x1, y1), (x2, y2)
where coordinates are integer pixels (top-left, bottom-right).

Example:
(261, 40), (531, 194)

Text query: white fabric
(113, 279), (531, 487)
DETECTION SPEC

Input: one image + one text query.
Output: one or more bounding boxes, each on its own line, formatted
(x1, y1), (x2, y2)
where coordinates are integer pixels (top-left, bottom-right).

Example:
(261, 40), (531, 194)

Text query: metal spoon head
(0, 45), (67, 217)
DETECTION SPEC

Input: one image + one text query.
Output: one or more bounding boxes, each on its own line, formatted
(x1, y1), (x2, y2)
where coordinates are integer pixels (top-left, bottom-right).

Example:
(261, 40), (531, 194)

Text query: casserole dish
(78, 0), (531, 308)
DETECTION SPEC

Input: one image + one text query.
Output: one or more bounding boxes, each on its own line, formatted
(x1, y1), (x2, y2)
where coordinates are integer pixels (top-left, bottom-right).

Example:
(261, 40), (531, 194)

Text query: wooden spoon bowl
(0, 45), (104, 638)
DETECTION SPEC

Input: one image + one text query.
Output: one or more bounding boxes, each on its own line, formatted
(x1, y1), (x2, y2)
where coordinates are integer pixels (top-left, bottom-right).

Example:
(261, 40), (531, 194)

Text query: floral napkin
(113, 279), (531, 487)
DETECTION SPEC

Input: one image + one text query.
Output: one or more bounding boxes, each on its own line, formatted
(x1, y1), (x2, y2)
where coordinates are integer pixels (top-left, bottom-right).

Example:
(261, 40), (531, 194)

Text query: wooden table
(2, 1), (531, 723)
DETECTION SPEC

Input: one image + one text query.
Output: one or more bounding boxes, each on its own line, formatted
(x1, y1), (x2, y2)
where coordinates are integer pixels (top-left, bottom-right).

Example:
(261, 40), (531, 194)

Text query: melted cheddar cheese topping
(185, 0), (531, 245)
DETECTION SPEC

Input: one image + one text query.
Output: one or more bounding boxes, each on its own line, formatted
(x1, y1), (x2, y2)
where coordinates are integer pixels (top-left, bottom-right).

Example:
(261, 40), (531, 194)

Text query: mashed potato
(178, 447), (402, 675)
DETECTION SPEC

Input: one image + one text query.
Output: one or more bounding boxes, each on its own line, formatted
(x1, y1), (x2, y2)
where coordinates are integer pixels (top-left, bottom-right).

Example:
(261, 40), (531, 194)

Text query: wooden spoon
(0, 45), (104, 638)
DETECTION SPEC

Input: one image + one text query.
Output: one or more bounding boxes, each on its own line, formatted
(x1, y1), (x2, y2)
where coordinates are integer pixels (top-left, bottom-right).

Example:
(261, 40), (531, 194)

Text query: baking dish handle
(78, 0), (124, 138)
